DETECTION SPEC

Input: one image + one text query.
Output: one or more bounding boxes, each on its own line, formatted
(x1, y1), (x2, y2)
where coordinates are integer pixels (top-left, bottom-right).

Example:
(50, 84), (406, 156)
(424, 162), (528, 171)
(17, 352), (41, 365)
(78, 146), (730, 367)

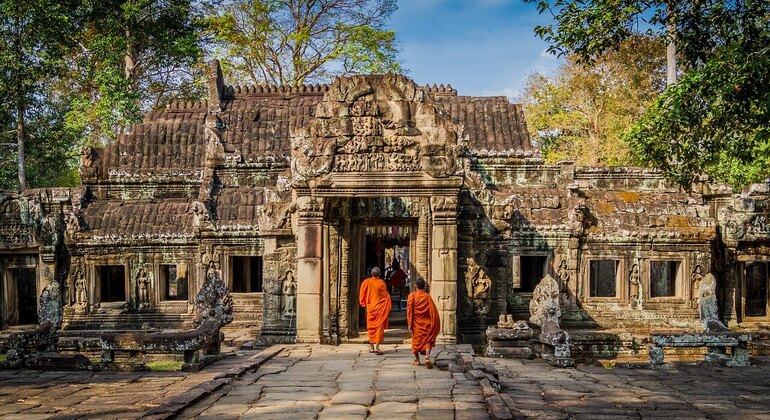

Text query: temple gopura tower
(2, 61), (770, 346)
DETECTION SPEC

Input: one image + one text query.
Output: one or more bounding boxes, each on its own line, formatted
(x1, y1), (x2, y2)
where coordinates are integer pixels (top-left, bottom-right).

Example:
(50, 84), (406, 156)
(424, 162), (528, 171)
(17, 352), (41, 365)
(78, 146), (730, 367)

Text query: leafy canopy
(527, 0), (770, 187)
(205, 0), (403, 86)
(520, 36), (666, 166)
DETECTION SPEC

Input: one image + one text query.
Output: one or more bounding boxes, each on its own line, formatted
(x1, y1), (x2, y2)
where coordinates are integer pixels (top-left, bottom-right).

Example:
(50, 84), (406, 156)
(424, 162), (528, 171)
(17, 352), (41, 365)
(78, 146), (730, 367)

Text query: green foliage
(146, 359), (184, 371)
(205, 0), (403, 86)
(527, 0), (770, 187)
(0, 0), (78, 190)
(628, 30), (770, 186)
(63, 0), (207, 145)
(520, 36), (666, 166)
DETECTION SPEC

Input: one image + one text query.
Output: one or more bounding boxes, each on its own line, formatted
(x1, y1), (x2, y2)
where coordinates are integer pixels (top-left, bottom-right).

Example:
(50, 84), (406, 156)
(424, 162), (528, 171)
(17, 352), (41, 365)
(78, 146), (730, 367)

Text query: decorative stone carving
(257, 200), (293, 232)
(699, 273), (729, 332)
(259, 246), (298, 343)
(529, 274), (560, 327)
(497, 314), (515, 329)
(193, 261), (233, 329)
(290, 74), (462, 183)
(629, 263), (641, 309)
(282, 270), (297, 318)
(74, 269), (88, 315)
(137, 268), (150, 310)
(466, 257), (492, 317)
(39, 280), (62, 333)
(529, 274), (574, 367)
(691, 265), (703, 305)
(485, 320), (534, 358)
(557, 259), (570, 293)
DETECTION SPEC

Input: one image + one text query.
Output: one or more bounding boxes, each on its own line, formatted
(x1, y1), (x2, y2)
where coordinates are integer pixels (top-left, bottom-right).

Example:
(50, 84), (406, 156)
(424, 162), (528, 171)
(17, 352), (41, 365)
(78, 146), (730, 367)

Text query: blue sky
(389, 0), (561, 99)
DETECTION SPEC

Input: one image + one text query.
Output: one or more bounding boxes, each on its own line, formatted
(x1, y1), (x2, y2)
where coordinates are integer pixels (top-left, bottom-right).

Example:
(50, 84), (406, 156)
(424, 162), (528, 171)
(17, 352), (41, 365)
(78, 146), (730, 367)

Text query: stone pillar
(430, 196), (458, 343)
(295, 196), (325, 343)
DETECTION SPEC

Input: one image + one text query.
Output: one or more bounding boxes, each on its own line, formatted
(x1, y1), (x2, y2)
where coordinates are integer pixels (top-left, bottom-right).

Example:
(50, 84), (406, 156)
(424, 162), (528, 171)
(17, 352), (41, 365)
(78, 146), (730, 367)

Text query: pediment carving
(290, 75), (463, 183)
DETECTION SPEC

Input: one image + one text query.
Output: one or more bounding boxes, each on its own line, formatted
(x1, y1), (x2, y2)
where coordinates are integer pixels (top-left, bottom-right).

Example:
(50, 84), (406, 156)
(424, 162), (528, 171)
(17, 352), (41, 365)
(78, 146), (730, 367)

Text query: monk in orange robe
(359, 267), (392, 355)
(407, 278), (441, 368)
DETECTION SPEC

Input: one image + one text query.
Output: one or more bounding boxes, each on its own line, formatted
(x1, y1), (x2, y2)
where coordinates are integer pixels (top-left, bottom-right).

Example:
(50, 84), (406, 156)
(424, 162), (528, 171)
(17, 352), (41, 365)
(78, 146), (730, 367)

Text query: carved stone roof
(433, 95), (531, 152)
(86, 74), (533, 182)
(212, 186), (266, 230)
(80, 200), (197, 240)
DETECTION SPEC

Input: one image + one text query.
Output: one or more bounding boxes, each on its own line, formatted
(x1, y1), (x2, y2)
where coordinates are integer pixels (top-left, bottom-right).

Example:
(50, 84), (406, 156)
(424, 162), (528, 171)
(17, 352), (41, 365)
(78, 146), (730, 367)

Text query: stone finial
(193, 261), (233, 328)
(529, 274), (561, 328)
(207, 59), (225, 112)
(699, 273), (729, 332)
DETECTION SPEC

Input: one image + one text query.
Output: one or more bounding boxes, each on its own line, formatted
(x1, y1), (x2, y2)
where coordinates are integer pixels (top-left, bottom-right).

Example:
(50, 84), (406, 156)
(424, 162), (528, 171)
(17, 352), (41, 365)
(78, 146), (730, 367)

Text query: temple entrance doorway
(354, 222), (416, 343)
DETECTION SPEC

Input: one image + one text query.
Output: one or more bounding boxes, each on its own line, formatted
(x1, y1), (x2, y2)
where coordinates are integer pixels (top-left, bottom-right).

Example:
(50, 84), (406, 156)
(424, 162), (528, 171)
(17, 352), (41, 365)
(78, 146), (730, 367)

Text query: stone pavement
(5, 344), (770, 419)
(0, 349), (269, 419)
(178, 344), (489, 420)
(487, 356), (770, 419)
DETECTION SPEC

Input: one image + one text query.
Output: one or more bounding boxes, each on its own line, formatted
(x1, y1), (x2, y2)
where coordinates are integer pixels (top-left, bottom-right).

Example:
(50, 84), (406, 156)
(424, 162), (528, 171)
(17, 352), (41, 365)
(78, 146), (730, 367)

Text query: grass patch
(146, 360), (184, 371)
(0, 354), (6, 363)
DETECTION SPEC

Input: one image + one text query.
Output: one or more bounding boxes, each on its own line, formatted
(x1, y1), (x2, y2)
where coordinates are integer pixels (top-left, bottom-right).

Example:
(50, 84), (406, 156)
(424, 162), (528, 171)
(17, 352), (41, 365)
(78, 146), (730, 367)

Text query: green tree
(527, 0), (770, 187)
(64, 0), (208, 145)
(205, 0), (403, 86)
(521, 36), (666, 166)
(0, 0), (77, 190)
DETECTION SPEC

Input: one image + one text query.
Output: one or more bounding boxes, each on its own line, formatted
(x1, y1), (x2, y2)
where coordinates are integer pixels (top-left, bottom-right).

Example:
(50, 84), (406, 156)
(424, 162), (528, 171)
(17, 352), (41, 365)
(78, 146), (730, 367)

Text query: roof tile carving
(80, 200), (196, 240)
(87, 73), (533, 182)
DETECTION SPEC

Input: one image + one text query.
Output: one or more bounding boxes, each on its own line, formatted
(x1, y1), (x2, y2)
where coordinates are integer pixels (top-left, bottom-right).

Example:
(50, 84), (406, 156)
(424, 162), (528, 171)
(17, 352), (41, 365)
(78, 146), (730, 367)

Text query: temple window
(230, 256), (263, 293)
(746, 262), (769, 317)
(97, 265), (126, 302)
(650, 261), (680, 298)
(513, 255), (547, 293)
(589, 260), (618, 297)
(160, 263), (188, 301)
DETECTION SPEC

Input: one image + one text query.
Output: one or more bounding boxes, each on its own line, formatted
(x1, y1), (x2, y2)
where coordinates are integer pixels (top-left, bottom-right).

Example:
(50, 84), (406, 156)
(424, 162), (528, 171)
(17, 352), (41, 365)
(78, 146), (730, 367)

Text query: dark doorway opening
(98, 265), (126, 303)
(518, 256), (547, 293)
(16, 268), (38, 325)
(360, 225), (411, 329)
(231, 256), (263, 293)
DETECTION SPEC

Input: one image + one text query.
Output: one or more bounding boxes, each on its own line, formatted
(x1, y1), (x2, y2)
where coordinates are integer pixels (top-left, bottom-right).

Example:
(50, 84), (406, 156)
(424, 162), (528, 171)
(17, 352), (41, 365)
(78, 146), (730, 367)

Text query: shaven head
(371, 267), (381, 277)
(416, 278), (426, 290)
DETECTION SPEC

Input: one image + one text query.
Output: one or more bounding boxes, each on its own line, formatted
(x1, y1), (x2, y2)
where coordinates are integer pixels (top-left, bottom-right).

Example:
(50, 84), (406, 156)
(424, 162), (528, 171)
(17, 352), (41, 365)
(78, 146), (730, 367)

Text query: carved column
(430, 196), (458, 343)
(296, 196), (325, 343)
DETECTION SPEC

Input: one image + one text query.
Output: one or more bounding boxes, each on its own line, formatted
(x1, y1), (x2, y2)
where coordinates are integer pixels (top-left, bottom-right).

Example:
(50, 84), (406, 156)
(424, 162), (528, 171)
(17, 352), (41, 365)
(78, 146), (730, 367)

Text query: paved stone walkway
(178, 344), (489, 420)
(5, 345), (770, 419)
(0, 350), (260, 419)
(488, 356), (770, 419)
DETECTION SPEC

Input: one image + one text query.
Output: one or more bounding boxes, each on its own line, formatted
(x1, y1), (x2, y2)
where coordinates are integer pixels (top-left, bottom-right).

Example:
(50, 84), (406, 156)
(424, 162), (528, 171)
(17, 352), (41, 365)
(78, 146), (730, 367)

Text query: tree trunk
(666, 2), (677, 85)
(16, 102), (27, 191)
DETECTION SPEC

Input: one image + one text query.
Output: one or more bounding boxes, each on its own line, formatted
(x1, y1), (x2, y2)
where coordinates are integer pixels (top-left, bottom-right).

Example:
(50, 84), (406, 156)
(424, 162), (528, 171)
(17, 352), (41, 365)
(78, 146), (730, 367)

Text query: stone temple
(2, 61), (770, 357)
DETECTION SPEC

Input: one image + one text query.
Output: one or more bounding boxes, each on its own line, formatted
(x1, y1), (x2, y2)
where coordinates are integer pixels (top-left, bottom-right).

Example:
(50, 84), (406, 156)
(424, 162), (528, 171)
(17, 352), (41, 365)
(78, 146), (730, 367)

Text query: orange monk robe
(407, 289), (441, 354)
(359, 277), (392, 344)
